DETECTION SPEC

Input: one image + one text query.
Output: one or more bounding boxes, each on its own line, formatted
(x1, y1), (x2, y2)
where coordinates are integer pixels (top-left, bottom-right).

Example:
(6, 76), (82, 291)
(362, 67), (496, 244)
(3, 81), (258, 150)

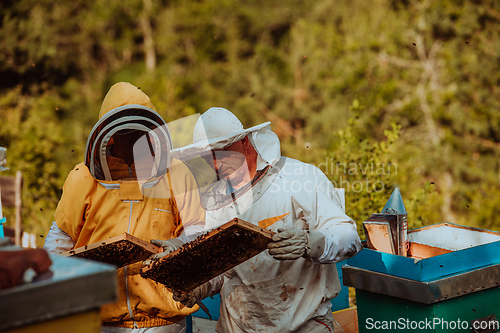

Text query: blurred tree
(1, 0), (500, 244)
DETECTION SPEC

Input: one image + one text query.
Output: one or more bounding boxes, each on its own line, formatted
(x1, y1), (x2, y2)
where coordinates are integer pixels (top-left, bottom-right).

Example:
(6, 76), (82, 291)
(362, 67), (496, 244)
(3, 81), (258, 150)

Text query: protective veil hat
(170, 107), (282, 212)
(170, 107), (270, 160)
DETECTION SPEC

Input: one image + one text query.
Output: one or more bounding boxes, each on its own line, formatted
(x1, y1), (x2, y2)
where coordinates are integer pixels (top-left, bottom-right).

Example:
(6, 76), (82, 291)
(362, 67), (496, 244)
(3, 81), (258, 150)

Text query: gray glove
(267, 229), (325, 260)
(172, 287), (213, 320)
(142, 238), (184, 266)
(172, 289), (199, 308)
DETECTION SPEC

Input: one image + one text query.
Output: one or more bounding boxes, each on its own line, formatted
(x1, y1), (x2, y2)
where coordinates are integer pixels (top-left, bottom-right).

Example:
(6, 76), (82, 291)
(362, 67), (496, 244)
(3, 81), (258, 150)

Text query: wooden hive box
(140, 218), (275, 292)
(62, 233), (162, 268)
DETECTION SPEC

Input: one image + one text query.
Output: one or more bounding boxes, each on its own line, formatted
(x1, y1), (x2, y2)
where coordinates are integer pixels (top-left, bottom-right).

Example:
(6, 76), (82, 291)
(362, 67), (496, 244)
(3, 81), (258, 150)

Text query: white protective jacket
(191, 125), (362, 333)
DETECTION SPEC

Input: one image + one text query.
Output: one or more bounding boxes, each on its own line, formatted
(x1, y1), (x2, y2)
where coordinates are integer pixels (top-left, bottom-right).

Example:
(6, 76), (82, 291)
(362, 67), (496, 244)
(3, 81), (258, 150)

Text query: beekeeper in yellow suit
(170, 107), (362, 333)
(43, 82), (204, 332)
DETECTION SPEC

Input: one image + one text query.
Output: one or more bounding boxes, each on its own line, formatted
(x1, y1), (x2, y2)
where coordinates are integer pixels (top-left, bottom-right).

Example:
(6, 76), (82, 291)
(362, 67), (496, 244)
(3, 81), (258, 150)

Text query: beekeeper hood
(170, 107), (280, 170)
(170, 107), (281, 211)
(84, 82), (172, 182)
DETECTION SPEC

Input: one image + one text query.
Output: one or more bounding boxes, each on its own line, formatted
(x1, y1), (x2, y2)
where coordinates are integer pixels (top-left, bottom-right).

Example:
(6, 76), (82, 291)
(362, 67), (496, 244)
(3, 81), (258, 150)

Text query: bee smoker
(363, 187), (408, 256)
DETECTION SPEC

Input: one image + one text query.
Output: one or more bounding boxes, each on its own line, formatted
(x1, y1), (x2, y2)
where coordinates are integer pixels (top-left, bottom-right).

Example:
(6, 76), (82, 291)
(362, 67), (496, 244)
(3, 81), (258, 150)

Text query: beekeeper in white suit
(170, 107), (362, 333)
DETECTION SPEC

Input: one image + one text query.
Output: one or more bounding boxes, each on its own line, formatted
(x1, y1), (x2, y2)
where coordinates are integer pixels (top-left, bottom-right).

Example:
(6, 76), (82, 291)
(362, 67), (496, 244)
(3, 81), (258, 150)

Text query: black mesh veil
(84, 105), (172, 181)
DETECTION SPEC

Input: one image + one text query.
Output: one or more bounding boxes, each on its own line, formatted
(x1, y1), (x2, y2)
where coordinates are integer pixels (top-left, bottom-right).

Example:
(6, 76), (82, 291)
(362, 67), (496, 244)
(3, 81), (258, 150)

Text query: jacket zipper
(124, 200), (140, 328)
(123, 266), (135, 328)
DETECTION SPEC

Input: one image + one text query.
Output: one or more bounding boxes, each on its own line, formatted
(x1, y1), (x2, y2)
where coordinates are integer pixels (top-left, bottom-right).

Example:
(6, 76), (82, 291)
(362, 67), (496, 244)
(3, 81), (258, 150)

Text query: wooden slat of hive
(140, 218), (275, 292)
(62, 233), (162, 268)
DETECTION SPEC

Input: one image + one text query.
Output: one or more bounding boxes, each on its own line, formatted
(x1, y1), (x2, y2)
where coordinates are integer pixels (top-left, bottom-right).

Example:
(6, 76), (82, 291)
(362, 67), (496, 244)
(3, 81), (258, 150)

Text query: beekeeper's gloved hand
(142, 238), (184, 266)
(172, 289), (199, 308)
(267, 229), (325, 260)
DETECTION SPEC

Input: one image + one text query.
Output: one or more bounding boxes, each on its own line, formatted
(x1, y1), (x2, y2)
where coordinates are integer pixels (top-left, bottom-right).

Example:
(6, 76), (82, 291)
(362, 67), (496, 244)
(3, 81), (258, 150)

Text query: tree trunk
(140, 0), (156, 72)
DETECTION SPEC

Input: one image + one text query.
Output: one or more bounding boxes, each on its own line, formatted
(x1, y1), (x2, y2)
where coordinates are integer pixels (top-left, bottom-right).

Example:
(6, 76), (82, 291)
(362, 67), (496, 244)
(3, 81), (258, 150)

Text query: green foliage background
(1, 0), (499, 246)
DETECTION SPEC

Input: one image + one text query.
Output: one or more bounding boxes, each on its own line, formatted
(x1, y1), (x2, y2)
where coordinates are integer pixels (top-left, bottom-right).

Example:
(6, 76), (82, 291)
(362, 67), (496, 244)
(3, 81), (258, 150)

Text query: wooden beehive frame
(140, 218), (274, 292)
(407, 242), (452, 259)
(62, 233), (162, 268)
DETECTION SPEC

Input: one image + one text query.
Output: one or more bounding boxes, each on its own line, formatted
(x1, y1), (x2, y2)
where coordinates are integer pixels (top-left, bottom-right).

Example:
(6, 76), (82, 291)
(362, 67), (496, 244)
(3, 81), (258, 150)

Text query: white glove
(142, 238), (184, 266)
(267, 229), (325, 260)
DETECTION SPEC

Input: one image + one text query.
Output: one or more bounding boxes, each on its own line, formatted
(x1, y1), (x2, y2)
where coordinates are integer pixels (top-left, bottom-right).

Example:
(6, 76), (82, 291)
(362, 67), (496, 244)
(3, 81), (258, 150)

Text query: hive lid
(0, 254), (117, 331)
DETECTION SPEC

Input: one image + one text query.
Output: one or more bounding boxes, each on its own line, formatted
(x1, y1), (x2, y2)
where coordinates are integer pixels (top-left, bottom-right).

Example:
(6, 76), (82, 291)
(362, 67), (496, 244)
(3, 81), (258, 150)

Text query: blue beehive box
(347, 222), (500, 282)
(344, 222), (500, 333)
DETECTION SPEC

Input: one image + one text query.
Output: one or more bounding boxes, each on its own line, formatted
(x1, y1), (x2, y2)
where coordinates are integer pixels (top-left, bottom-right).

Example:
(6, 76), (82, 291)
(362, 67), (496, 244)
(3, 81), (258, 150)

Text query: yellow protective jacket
(54, 82), (204, 328)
